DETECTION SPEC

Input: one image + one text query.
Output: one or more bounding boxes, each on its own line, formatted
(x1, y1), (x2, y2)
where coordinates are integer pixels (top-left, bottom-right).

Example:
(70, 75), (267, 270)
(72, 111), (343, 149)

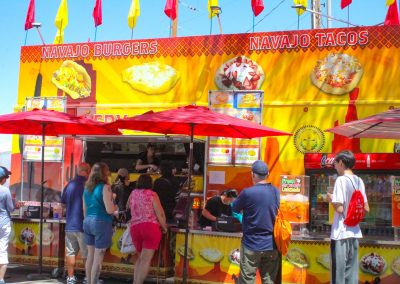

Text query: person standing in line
(129, 174), (167, 284)
(83, 162), (117, 284)
(327, 150), (369, 284)
(112, 168), (133, 221)
(0, 167), (18, 284)
(232, 160), (280, 284)
(61, 163), (91, 284)
(153, 161), (180, 223)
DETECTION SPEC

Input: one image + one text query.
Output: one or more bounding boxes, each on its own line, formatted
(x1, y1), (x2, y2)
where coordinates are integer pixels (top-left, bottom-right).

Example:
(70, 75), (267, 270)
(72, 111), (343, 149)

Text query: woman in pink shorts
(129, 174), (167, 284)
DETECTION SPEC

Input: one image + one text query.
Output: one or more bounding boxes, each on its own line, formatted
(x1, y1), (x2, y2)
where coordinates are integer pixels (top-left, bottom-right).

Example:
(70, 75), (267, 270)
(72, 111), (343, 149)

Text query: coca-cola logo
(321, 154), (335, 168)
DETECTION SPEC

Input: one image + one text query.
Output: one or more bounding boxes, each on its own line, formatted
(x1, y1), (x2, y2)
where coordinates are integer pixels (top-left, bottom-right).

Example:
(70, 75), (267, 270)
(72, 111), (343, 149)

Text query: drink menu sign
(208, 90), (263, 165)
(23, 97), (66, 161)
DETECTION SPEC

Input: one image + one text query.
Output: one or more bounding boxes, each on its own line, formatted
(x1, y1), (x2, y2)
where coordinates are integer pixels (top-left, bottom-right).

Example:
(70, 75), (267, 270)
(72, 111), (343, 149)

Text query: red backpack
(343, 176), (365, 227)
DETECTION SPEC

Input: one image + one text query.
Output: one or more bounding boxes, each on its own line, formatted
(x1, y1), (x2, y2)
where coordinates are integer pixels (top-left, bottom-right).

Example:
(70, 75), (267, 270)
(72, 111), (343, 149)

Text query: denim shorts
(83, 217), (113, 249)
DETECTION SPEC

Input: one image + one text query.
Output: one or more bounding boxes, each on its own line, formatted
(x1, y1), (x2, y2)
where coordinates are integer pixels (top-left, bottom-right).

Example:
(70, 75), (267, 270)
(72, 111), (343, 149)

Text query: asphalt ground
(4, 264), (172, 284)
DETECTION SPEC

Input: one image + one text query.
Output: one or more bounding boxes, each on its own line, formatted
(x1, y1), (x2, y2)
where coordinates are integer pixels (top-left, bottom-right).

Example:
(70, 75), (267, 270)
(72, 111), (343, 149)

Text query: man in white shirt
(327, 150), (369, 284)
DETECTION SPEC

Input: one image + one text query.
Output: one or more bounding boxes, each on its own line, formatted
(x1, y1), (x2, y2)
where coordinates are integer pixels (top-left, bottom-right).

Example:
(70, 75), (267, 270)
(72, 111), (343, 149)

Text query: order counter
(9, 217), (66, 271)
(172, 228), (400, 284)
(8, 218), (175, 280)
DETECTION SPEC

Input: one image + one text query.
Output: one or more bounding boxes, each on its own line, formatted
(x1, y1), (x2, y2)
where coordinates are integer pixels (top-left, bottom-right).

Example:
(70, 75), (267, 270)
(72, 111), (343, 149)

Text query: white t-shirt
(330, 174), (368, 240)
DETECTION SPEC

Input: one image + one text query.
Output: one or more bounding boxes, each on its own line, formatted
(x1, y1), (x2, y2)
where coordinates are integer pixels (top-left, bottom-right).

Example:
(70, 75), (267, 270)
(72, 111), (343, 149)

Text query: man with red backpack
(327, 150), (370, 284)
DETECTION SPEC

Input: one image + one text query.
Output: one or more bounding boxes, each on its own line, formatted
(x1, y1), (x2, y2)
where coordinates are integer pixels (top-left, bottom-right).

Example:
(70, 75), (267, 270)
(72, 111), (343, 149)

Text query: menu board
(208, 91), (263, 165)
(23, 97), (66, 162)
(392, 176), (400, 227)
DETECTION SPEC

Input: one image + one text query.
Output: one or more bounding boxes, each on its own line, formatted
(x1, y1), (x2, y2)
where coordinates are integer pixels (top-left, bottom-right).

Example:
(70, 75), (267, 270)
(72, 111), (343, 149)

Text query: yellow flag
(208, 0), (219, 18)
(293, 0), (308, 16)
(387, 0), (395, 6)
(128, 0), (140, 29)
(54, 0), (68, 44)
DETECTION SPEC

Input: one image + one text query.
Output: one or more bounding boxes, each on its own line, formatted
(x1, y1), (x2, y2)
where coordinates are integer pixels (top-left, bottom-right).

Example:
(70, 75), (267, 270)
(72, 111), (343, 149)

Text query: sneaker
(82, 277), (103, 284)
(67, 276), (77, 284)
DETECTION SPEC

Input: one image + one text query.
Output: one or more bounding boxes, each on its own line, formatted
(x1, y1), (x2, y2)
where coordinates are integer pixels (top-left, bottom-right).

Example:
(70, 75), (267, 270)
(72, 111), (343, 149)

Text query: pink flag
(25, 0), (35, 30)
(93, 0), (102, 27)
(385, 0), (400, 25)
(251, 0), (264, 16)
(164, 0), (177, 20)
(341, 0), (352, 9)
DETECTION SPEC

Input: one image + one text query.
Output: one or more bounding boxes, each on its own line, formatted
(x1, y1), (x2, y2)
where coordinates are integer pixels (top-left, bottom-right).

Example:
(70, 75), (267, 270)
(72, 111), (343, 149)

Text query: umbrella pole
(39, 125), (45, 274)
(27, 124), (49, 280)
(182, 124), (194, 284)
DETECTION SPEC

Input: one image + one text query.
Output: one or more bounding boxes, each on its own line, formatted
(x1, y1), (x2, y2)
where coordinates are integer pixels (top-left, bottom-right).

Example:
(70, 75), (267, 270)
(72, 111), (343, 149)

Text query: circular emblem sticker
(294, 125), (325, 154)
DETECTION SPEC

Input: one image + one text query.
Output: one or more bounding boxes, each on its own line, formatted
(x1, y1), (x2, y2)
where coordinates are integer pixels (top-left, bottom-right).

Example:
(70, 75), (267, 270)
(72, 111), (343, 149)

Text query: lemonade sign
(280, 175), (310, 224)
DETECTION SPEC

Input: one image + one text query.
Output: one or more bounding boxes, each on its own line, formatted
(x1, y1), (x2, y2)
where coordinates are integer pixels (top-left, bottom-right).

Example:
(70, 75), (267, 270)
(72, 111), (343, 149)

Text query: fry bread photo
(310, 52), (363, 95)
(215, 56), (264, 90)
(122, 61), (180, 95)
(52, 60), (91, 99)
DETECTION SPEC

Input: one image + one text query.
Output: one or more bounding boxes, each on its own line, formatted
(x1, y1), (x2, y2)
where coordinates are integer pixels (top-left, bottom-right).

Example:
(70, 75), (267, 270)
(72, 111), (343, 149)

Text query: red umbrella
(0, 108), (119, 275)
(107, 104), (290, 138)
(326, 108), (400, 139)
(107, 104), (290, 283)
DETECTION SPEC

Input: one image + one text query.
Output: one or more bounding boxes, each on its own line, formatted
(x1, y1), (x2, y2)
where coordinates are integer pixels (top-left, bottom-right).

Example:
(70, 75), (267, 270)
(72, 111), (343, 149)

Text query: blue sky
(0, 0), (391, 150)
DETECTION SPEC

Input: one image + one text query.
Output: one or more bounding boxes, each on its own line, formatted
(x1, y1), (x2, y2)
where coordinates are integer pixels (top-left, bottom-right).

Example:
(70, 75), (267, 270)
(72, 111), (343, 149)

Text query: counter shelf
(172, 229), (400, 284)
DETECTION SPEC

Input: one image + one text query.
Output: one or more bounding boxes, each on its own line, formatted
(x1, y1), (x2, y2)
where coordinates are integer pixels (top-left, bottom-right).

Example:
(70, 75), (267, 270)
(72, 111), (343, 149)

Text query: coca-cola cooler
(304, 153), (400, 238)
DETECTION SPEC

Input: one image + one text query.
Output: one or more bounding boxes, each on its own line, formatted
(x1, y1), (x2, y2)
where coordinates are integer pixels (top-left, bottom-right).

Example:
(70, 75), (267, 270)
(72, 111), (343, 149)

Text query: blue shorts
(83, 217), (113, 249)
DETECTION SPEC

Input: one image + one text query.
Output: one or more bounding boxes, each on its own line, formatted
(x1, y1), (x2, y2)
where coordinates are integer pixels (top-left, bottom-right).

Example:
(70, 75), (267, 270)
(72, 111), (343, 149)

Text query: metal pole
(327, 0), (332, 28)
(39, 124), (45, 274)
(182, 124), (195, 284)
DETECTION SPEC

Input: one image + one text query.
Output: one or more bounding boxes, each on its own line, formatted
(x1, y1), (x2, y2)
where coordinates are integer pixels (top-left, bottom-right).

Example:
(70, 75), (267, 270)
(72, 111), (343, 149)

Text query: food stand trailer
(8, 25), (400, 283)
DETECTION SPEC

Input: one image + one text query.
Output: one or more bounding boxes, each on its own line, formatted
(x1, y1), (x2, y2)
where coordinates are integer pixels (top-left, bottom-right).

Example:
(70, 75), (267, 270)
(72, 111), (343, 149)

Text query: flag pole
(210, 16), (213, 35)
(297, 15), (300, 30)
(169, 20), (172, 37)
(131, 28), (134, 40)
(252, 14), (255, 32)
(24, 30), (29, 45)
(94, 27), (97, 42)
(347, 6), (350, 27)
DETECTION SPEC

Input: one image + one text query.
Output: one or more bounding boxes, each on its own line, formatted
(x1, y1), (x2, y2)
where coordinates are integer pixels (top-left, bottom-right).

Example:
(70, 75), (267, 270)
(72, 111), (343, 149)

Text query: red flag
(251, 0), (264, 16)
(25, 0), (35, 30)
(92, 0), (102, 27)
(164, 0), (177, 20)
(385, 0), (400, 25)
(341, 0), (352, 9)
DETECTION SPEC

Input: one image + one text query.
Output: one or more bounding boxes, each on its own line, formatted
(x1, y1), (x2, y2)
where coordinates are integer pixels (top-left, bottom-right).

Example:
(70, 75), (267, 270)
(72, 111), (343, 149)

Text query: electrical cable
(245, 0), (289, 33)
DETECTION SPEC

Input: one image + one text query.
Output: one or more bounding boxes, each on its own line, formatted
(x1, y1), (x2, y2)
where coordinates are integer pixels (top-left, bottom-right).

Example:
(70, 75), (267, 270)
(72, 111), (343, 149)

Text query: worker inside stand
(135, 143), (161, 173)
(198, 189), (238, 228)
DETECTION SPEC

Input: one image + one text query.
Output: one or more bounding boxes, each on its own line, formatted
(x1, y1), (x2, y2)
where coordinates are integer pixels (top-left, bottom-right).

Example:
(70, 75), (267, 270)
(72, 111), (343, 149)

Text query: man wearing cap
(0, 166), (17, 284)
(61, 163), (91, 284)
(232, 160), (280, 284)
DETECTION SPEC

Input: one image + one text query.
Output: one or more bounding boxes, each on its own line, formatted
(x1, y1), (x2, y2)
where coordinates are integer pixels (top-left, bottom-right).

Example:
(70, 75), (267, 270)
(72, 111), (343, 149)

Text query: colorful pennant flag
(164, 0), (177, 20)
(341, 0), (352, 9)
(25, 0), (35, 30)
(128, 0), (140, 29)
(208, 0), (219, 18)
(54, 0), (68, 44)
(385, 0), (400, 25)
(251, 0), (264, 17)
(93, 0), (102, 27)
(293, 0), (307, 16)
